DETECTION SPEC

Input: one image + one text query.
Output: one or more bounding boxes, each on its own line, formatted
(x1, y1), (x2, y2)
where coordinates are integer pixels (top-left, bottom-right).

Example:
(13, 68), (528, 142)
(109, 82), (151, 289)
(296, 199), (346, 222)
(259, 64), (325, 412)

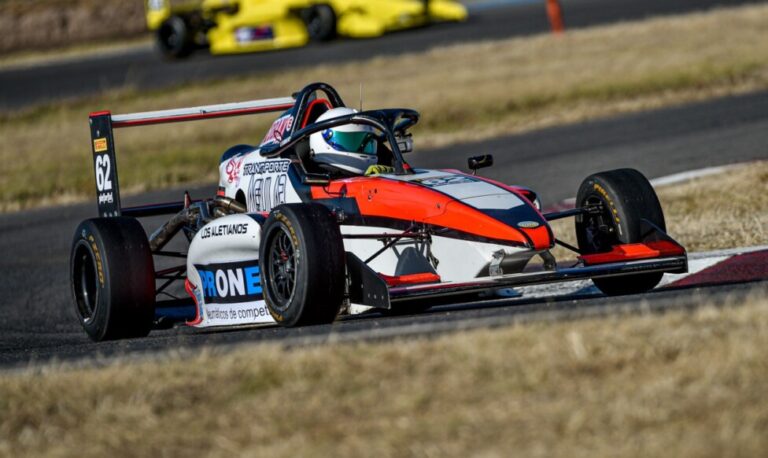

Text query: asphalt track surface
(1, 89), (767, 368)
(1, 0), (765, 110)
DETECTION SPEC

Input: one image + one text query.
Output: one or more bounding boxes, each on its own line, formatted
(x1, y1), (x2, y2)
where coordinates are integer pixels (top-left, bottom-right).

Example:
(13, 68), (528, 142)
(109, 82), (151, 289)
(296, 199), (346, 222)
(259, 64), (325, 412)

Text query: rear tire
(157, 15), (196, 59)
(259, 204), (345, 326)
(70, 217), (156, 341)
(575, 168), (665, 295)
(302, 5), (336, 41)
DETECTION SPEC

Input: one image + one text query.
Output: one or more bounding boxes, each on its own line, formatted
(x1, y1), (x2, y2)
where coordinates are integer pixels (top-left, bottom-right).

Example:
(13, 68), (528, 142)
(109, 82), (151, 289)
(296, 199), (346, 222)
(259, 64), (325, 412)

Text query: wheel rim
(73, 242), (99, 323)
(266, 227), (297, 310)
(306, 9), (323, 39)
(582, 195), (619, 253)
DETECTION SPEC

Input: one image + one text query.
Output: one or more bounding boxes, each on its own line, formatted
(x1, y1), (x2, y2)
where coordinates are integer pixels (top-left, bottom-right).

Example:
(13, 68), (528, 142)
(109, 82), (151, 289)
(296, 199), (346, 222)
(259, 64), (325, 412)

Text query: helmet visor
(323, 130), (377, 154)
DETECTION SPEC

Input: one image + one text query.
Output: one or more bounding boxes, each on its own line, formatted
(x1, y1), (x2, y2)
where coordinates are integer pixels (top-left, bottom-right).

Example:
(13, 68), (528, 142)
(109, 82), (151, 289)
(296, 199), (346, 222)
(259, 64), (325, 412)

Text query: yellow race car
(146, 0), (468, 58)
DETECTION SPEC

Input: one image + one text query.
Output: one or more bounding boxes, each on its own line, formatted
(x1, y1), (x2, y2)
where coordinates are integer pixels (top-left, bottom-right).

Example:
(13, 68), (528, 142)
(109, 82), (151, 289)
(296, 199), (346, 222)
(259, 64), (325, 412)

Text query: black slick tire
(575, 168), (666, 295)
(302, 5), (336, 41)
(70, 217), (156, 341)
(259, 204), (345, 326)
(157, 15), (195, 59)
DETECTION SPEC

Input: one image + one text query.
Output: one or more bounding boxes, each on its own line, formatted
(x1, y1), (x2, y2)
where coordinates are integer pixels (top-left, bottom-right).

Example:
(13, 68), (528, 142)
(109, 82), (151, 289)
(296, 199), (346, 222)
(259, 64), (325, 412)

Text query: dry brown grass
(0, 0), (146, 56)
(548, 161), (768, 262)
(2, 4), (768, 211)
(660, 164), (768, 251)
(1, 292), (767, 457)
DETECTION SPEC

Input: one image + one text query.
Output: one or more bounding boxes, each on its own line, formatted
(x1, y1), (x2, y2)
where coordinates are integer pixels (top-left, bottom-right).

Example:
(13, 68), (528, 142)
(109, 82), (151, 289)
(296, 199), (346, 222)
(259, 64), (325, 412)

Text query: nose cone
(313, 171), (553, 249)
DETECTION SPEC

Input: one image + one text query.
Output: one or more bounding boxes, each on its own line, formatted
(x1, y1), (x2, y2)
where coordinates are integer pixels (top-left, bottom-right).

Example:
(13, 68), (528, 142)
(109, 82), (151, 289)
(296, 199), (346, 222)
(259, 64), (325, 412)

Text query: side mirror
(395, 133), (413, 153)
(467, 154), (494, 174)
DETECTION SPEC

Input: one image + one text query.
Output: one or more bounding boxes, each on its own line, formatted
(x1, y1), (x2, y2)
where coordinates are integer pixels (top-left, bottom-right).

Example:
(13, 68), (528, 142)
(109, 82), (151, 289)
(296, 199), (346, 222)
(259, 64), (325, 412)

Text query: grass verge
(1, 293), (766, 457)
(1, 4), (768, 211)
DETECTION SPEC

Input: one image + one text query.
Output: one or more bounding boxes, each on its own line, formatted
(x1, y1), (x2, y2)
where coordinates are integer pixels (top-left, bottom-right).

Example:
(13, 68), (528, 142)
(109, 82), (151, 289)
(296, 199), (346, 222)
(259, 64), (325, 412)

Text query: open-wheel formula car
(71, 82), (687, 341)
(145, 0), (468, 58)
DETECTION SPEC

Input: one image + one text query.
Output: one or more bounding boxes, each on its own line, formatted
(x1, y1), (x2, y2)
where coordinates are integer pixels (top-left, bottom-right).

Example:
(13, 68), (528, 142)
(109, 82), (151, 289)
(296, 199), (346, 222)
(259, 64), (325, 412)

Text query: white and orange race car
(71, 82), (687, 341)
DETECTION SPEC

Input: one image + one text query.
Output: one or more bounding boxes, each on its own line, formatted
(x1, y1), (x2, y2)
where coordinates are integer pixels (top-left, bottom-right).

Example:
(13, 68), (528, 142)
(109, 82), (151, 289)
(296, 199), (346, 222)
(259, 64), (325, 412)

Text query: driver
(309, 107), (395, 176)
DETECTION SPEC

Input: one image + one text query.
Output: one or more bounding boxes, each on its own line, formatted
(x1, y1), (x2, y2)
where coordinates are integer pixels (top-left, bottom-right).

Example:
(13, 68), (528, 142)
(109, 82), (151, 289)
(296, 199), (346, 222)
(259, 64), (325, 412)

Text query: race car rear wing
(88, 97), (295, 218)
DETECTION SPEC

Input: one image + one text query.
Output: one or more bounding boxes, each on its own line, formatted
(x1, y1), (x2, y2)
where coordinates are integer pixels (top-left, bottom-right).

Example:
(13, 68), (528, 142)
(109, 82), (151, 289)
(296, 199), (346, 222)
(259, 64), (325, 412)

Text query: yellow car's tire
(157, 15), (196, 59)
(302, 5), (336, 41)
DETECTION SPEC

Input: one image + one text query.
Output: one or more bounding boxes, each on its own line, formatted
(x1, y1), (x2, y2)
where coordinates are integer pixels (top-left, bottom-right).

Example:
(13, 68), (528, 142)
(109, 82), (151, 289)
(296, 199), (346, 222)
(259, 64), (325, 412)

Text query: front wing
(347, 220), (688, 309)
(348, 252), (687, 309)
(393, 255), (686, 302)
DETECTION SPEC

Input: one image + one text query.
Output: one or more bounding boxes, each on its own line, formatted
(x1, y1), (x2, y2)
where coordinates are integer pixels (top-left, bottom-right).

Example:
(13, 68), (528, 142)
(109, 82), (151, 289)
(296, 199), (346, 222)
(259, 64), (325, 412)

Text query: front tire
(575, 168), (666, 295)
(302, 5), (336, 41)
(70, 217), (156, 341)
(259, 204), (345, 326)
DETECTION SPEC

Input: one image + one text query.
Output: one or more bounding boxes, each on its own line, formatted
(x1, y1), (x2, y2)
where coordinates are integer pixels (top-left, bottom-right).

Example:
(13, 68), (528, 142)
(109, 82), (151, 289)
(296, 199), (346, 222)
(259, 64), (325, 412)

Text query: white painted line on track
(687, 244), (768, 259)
(649, 163), (744, 187)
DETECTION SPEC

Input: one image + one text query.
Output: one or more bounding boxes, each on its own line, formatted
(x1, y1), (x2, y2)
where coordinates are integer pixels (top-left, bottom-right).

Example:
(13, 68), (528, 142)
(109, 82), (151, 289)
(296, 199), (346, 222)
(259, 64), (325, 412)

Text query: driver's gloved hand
(364, 165), (395, 176)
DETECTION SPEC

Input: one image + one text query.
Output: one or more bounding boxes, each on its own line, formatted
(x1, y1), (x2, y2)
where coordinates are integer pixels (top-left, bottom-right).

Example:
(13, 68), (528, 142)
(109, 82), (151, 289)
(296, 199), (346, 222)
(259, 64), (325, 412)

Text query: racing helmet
(309, 107), (378, 175)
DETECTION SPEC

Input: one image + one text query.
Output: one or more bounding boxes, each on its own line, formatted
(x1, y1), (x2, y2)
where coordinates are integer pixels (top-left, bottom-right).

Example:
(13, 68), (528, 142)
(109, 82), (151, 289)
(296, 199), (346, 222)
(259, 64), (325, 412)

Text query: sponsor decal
(98, 192), (114, 205)
(412, 175), (478, 187)
(518, 221), (540, 229)
(593, 182), (622, 227)
(261, 114), (294, 146)
(225, 156), (245, 185)
(235, 26), (275, 44)
(247, 174), (287, 212)
(243, 159), (290, 176)
(195, 261), (262, 305)
(201, 302), (272, 325)
(93, 138), (108, 153)
(87, 234), (105, 286)
(200, 223), (249, 239)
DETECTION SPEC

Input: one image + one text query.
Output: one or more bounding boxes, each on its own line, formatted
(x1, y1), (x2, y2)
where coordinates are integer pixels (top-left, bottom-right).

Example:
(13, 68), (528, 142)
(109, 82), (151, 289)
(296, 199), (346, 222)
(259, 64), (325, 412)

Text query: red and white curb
(663, 245), (768, 287)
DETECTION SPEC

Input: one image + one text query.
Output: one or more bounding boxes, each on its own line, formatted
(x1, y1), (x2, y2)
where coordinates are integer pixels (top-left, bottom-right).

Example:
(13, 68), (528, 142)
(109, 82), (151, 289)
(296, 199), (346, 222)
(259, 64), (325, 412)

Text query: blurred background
(1, 0), (766, 213)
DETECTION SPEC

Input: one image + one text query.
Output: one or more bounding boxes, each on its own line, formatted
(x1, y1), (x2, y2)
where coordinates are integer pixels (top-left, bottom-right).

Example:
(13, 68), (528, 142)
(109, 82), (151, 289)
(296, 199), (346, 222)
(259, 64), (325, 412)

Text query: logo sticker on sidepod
(194, 261), (262, 304)
(518, 221), (540, 228)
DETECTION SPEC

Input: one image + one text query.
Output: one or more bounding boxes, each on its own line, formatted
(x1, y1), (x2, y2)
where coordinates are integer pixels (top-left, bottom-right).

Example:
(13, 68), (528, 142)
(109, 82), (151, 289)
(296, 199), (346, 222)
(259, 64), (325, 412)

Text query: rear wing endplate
(88, 97), (295, 218)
